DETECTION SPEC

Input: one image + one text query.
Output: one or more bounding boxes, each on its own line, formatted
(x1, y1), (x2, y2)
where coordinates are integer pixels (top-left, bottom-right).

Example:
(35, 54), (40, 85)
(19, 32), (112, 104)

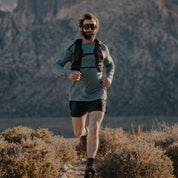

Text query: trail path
(58, 138), (88, 178)
(60, 160), (86, 178)
(59, 160), (99, 178)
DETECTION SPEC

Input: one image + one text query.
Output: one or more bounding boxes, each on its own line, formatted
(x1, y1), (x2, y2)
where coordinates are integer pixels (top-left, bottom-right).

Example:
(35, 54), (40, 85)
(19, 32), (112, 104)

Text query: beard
(81, 30), (96, 40)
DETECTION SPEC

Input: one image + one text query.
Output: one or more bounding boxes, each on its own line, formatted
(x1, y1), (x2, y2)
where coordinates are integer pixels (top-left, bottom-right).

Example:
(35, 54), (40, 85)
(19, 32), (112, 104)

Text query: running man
(52, 13), (115, 177)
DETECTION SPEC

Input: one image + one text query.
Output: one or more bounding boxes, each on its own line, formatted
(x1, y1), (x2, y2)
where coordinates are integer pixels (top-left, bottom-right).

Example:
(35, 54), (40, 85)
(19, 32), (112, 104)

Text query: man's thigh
(72, 114), (87, 137)
(88, 111), (105, 128)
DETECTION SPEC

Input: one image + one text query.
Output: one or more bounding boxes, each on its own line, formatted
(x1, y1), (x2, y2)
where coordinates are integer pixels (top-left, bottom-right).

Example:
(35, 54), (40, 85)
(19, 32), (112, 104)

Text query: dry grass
(96, 140), (174, 178)
(140, 123), (178, 177)
(96, 124), (177, 178)
(142, 123), (178, 149)
(166, 142), (178, 176)
(0, 126), (77, 178)
(0, 123), (177, 177)
(97, 127), (129, 158)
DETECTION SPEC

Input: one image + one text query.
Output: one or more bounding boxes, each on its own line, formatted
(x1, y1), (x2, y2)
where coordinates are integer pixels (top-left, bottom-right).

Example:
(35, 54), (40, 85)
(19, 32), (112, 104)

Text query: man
(52, 13), (115, 177)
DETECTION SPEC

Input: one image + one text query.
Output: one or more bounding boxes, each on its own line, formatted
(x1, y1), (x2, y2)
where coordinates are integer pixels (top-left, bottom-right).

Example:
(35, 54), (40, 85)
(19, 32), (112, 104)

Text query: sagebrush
(95, 124), (178, 178)
(0, 124), (177, 178)
(0, 126), (77, 178)
(96, 140), (174, 178)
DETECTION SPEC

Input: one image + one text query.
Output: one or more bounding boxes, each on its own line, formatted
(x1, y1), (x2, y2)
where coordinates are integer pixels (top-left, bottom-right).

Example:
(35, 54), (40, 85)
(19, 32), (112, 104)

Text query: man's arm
(102, 45), (115, 88)
(52, 48), (72, 77)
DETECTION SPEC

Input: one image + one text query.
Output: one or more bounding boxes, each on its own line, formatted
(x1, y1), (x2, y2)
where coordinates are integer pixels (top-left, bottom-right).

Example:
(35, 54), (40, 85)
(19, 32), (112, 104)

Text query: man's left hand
(102, 77), (112, 88)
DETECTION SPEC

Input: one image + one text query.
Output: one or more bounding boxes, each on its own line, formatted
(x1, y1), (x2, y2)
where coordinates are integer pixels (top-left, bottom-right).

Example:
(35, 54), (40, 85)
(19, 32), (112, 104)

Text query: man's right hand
(69, 71), (81, 82)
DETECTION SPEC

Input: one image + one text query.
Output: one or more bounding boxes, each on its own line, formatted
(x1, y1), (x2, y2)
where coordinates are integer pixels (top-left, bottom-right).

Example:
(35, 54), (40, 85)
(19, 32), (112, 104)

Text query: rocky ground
(59, 159), (87, 178)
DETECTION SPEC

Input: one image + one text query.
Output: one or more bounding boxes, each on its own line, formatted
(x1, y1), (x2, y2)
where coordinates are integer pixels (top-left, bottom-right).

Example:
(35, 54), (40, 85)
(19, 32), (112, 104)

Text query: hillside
(0, 0), (17, 12)
(0, 0), (178, 117)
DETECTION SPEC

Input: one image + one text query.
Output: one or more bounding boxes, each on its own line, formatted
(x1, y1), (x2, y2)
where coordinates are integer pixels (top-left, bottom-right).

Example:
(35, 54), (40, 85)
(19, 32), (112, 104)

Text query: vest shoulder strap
(94, 39), (104, 72)
(70, 39), (83, 71)
(70, 39), (104, 72)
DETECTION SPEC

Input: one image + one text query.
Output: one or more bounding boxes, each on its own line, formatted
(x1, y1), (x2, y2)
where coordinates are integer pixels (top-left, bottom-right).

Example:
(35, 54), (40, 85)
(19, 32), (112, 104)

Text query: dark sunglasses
(83, 24), (97, 30)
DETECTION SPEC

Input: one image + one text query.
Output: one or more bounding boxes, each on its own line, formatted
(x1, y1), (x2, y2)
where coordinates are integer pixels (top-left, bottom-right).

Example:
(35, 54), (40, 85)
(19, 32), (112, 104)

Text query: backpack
(68, 39), (104, 72)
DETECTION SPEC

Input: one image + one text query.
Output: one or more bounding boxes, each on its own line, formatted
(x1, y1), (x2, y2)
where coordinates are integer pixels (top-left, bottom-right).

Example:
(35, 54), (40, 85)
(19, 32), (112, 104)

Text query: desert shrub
(0, 126), (77, 178)
(98, 127), (129, 157)
(141, 124), (178, 150)
(166, 142), (178, 177)
(31, 128), (53, 144)
(140, 124), (178, 177)
(96, 140), (175, 178)
(54, 136), (77, 163)
(32, 128), (77, 163)
(1, 126), (33, 143)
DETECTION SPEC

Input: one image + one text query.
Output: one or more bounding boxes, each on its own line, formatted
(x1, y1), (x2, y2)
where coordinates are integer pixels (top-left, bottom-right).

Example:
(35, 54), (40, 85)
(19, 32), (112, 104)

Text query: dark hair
(78, 13), (99, 30)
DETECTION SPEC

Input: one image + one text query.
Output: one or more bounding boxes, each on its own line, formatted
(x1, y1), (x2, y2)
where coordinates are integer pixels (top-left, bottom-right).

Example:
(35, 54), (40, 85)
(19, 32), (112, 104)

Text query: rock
(68, 163), (73, 169)
(59, 173), (67, 178)
(61, 165), (69, 172)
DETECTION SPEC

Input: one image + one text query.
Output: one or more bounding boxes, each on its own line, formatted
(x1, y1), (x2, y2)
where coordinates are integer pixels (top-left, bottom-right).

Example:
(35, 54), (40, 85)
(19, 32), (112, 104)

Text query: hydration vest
(68, 39), (104, 72)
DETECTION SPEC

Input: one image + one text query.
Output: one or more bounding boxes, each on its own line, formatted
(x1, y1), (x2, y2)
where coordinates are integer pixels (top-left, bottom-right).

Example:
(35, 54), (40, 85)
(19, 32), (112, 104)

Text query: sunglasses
(83, 24), (97, 30)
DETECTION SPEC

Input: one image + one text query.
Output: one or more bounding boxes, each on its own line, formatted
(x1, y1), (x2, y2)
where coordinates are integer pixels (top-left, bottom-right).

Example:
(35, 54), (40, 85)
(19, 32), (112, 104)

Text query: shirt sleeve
(52, 48), (72, 77)
(103, 45), (115, 81)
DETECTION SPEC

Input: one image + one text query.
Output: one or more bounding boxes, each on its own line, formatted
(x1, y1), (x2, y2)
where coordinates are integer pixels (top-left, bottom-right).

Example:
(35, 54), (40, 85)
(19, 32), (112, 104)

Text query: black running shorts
(69, 99), (106, 117)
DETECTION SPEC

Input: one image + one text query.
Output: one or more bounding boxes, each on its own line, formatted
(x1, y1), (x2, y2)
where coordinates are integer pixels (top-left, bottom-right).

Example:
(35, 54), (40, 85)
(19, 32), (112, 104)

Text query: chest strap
(70, 39), (104, 72)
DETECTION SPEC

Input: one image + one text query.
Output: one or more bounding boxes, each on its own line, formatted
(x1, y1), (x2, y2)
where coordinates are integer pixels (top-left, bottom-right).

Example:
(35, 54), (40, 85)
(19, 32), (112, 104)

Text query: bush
(96, 140), (175, 178)
(98, 127), (129, 158)
(0, 126), (77, 178)
(141, 124), (178, 149)
(166, 142), (178, 177)
(140, 124), (178, 177)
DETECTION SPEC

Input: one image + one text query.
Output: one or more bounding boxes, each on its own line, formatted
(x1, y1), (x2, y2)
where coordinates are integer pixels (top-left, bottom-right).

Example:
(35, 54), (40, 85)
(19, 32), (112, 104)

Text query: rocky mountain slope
(0, 0), (17, 12)
(0, 0), (177, 117)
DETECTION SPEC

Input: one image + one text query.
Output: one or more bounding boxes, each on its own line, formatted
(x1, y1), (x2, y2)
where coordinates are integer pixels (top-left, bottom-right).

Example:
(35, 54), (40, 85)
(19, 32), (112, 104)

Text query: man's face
(81, 19), (97, 40)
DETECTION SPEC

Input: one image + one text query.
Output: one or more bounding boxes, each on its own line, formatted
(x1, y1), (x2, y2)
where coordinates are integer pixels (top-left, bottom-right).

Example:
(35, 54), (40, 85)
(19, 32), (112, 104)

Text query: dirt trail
(58, 159), (88, 178)
(67, 161), (86, 178)
(59, 138), (87, 178)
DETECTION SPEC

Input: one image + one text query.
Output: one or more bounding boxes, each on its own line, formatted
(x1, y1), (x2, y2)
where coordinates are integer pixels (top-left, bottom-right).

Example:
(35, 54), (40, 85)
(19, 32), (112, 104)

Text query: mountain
(0, 0), (178, 117)
(0, 0), (17, 12)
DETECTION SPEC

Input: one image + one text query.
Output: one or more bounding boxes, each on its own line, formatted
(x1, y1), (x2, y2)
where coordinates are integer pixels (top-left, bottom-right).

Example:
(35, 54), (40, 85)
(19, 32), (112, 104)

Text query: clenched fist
(69, 71), (81, 82)
(102, 77), (112, 88)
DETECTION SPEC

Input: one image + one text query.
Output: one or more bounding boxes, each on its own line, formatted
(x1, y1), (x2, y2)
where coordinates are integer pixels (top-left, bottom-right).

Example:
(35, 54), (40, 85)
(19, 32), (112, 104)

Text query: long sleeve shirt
(52, 40), (115, 101)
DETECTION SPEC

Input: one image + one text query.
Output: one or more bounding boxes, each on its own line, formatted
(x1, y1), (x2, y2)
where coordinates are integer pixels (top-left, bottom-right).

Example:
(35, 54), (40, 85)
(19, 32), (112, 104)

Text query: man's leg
(87, 111), (104, 158)
(72, 113), (88, 138)
(84, 111), (104, 177)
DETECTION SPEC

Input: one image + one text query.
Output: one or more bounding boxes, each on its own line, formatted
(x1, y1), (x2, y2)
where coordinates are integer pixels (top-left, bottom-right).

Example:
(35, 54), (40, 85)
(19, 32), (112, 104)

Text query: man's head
(78, 13), (99, 40)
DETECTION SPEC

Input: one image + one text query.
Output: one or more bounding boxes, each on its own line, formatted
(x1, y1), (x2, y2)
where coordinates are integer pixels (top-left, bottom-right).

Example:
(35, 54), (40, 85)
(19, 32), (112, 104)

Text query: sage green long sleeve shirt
(52, 40), (115, 101)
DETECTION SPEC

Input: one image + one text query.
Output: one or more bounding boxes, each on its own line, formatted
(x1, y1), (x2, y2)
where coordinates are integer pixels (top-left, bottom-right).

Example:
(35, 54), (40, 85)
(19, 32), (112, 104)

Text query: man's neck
(82, 38), (95, 44)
